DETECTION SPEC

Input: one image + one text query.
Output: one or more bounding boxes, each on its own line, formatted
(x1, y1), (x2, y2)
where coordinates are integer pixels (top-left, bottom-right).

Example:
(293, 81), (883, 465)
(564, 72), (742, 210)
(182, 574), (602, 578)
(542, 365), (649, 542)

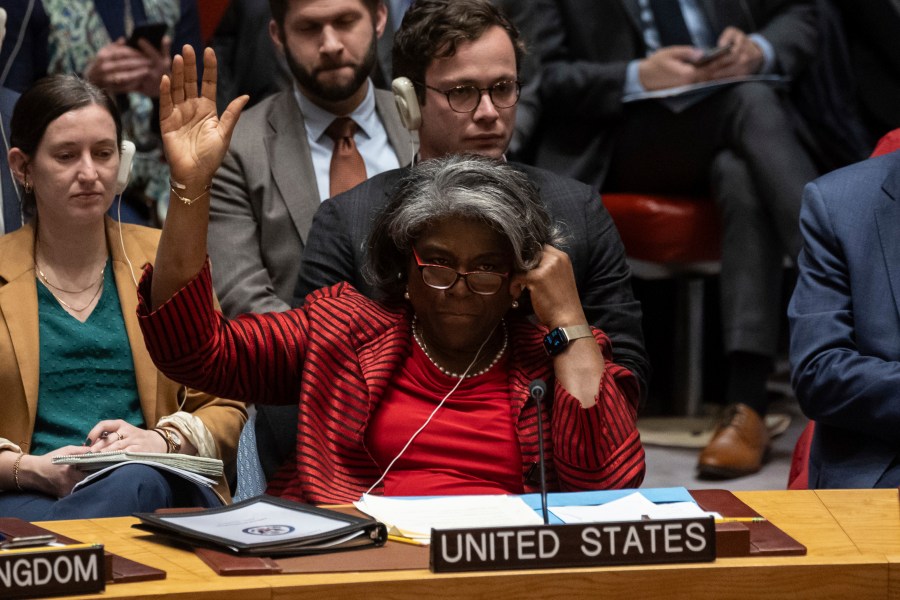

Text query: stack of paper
(354, 494), (544, 544)
(53, 451), (223, 477)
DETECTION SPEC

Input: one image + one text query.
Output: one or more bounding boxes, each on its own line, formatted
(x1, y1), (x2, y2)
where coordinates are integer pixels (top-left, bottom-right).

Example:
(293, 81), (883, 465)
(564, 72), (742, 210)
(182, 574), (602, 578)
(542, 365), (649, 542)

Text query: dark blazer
(789, 150), (900, 488)
(294, 164), (650, 393)
(1, 86), (20, 233)
(532, 0), (817, 188)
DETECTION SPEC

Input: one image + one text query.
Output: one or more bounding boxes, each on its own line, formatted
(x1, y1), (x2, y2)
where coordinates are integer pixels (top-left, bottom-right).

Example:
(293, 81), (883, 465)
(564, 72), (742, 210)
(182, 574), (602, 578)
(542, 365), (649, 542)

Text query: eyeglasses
(422, 80), (521, 113)
(412, 247), (509, 295)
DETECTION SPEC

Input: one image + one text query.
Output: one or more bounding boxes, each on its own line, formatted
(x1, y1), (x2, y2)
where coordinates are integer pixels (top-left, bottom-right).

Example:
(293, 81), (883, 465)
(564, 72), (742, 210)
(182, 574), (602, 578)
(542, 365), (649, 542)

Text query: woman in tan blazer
(0, 74), (246, 519)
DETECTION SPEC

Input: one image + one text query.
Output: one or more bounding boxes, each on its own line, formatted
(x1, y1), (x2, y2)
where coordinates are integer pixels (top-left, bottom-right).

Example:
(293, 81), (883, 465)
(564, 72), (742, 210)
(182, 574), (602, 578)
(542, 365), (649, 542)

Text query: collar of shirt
(293, 81), (378, 144)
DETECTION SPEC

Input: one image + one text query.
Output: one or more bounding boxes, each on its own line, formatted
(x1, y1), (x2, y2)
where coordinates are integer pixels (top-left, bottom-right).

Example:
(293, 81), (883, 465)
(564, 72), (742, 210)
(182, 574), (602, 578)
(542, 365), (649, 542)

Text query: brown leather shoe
(697, 403), (770, 478)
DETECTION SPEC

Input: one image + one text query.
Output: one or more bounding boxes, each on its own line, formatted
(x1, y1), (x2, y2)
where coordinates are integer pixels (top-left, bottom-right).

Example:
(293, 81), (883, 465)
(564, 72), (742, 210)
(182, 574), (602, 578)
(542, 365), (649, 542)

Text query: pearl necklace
(412, 315), (507, 379)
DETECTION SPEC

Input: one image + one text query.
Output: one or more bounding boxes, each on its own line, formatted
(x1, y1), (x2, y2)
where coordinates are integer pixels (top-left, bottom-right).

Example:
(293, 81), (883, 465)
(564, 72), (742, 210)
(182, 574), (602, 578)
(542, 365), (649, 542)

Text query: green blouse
(31, 260), (143, 455)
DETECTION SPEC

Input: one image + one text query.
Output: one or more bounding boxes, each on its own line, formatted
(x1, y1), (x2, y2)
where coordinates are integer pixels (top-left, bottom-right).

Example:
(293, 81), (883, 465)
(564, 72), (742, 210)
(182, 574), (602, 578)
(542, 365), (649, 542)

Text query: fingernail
(84, 438), (92, 446)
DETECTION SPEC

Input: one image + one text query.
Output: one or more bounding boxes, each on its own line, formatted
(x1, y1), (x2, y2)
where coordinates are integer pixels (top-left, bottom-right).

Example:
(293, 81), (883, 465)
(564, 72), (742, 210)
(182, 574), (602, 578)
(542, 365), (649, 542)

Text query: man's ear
(7, 148), (29, 186)
(268, 19), (285, 54)
(374, 1), (388, 39)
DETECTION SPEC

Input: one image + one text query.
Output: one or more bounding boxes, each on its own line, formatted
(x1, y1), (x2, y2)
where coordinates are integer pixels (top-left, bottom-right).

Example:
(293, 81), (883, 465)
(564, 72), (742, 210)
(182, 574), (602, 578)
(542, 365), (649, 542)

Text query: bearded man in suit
(208, 0), (414, 317)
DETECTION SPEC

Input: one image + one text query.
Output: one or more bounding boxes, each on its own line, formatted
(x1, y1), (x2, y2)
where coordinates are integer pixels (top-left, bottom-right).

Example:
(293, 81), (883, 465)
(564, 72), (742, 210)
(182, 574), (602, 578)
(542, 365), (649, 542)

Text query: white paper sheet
(549, 492), (720, 524)
(355, 494), (544, 541)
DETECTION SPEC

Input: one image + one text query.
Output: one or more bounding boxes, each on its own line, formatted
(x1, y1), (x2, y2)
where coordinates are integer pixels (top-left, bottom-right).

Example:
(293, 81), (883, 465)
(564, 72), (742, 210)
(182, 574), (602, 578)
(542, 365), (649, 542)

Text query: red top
(366, 343), (523, 496)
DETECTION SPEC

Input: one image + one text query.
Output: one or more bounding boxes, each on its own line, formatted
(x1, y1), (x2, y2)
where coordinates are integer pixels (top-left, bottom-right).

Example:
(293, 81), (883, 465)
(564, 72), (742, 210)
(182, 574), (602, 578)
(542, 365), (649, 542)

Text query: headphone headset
(391, 77), (421, 132)
(115, 139), (135, 195)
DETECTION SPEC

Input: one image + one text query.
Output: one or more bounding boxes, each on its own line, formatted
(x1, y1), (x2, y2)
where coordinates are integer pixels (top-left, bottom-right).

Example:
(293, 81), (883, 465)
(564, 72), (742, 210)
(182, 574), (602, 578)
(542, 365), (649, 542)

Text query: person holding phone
(526, 0), (822, 479)
(0, 0), (203, 226)
(0, 74), (246, 520)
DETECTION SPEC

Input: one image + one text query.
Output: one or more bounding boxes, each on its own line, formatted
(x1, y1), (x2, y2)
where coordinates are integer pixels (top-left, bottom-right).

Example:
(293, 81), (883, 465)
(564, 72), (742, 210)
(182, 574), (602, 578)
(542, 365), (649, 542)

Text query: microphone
(529, 378), (549, 525)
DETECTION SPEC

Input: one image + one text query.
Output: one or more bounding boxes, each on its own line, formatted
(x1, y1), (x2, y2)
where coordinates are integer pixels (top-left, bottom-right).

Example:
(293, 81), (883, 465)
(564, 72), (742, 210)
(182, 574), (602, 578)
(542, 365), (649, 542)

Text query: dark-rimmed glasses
(422, 80), (521, 113)
(412, 247), (509, 295)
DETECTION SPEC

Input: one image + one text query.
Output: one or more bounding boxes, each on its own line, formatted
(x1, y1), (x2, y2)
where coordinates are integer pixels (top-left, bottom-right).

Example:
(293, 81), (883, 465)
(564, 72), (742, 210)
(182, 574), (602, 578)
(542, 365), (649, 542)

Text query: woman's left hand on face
(514, 245), (587, 329)
(85, 419), (168, 454)
(159, 45), (248, 191)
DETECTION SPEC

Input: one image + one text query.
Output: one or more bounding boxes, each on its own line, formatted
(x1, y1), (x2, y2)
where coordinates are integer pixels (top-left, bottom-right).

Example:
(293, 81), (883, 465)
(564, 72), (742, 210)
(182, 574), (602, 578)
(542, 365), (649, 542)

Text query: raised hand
(152, 45), (248, 309)
(159, 45), (247, 192)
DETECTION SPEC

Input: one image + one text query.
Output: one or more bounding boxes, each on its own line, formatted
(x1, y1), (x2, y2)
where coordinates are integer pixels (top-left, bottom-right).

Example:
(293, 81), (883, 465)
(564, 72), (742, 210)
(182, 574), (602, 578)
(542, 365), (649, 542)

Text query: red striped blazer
(138, 262), (645, 503)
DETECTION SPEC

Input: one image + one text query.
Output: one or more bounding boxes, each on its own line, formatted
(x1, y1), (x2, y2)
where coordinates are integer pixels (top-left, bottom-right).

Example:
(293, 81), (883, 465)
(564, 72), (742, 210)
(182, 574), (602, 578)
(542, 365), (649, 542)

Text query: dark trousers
(605, 82), (818, 357)
(0, 464), (221, 521)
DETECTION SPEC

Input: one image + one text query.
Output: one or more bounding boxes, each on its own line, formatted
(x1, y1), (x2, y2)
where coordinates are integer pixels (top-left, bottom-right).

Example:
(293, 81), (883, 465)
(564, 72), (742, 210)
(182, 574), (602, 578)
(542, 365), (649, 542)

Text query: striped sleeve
(551, 331), (645, 490)
(137, 260), (306, 405)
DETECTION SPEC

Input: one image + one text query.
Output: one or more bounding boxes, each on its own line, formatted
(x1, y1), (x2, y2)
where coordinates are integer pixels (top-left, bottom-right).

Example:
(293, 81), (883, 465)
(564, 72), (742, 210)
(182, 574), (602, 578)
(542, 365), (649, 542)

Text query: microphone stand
(530, 379), (549, 525)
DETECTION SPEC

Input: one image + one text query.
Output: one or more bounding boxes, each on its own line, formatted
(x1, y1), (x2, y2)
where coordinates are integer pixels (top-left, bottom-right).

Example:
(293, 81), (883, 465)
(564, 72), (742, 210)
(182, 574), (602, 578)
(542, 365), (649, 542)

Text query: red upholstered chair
(603, 193), (721, 416)
(787, 127), (900, 490)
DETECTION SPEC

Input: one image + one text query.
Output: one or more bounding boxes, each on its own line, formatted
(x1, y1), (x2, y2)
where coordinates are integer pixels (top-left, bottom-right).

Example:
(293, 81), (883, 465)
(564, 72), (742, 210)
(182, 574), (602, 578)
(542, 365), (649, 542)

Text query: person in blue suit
(789, 148), (900, 488)
(1, 84), (22, 233)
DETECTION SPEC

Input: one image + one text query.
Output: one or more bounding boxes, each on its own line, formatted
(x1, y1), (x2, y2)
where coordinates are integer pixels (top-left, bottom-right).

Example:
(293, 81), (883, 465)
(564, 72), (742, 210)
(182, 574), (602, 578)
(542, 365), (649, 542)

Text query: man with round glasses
(267, 0), (648, 487)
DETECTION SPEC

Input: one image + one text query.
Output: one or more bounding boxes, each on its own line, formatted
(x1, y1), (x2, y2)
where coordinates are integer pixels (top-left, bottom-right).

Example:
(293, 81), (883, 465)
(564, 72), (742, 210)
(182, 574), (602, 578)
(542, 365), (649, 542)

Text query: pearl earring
(511, 299), (519, 309)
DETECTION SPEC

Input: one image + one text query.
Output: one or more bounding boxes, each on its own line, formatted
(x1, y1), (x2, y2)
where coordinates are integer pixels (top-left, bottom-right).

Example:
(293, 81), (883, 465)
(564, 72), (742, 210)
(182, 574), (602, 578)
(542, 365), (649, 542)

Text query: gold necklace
(37, 273), (104, 312)
(35, 261), (106, 293)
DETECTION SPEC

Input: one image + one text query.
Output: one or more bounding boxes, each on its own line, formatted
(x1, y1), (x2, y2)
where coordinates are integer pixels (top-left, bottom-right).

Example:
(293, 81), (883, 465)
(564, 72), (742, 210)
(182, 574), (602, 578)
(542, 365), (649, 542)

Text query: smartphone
(693, 43), (733, 66)
(126, 22), (167, 50)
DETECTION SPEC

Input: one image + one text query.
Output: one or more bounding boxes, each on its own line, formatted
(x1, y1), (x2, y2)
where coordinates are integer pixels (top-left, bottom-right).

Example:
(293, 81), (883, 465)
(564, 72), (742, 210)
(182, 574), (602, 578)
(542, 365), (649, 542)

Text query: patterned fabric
(42, 0), (180, 213)
(138, 262), (646, 504)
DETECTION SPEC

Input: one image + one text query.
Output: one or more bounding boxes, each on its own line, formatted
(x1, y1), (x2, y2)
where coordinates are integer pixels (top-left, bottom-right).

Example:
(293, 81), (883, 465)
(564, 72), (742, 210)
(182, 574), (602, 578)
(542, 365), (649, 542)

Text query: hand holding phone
(693, 43), (733, 67)
(126, 22), (167, 51)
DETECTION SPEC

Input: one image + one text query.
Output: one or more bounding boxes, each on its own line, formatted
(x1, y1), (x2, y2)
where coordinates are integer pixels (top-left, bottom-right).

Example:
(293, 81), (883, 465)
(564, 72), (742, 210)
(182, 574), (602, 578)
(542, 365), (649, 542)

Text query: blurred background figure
(0, 0), (203, 226)
(0, 6), (23, 234)
(209, 0), (290, 113)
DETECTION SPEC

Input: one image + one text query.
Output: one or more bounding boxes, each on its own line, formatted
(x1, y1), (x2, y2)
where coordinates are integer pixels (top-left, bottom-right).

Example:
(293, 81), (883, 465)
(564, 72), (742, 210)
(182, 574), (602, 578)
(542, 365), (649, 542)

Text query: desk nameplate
(430, 517), (716, 573)
(0, 544), (105, 599)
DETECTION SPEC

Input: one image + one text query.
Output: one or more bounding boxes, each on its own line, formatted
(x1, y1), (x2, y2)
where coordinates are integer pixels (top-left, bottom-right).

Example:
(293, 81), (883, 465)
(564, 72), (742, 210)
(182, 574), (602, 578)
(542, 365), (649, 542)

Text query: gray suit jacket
(209, 86), (414, 316)
(789, 151), (900, 488)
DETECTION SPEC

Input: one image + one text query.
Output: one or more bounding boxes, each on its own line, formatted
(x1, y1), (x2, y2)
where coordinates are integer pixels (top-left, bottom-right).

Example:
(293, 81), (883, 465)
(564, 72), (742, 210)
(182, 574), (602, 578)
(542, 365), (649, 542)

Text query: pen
(715, 517), (767, 523)
(387, 534), (428, 547)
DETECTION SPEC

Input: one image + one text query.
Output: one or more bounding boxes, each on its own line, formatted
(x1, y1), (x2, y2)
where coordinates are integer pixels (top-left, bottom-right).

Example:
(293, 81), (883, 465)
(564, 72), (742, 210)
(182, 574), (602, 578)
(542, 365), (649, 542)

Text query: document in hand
(53, 451), (224, 477)
(133, 496), (388, 556)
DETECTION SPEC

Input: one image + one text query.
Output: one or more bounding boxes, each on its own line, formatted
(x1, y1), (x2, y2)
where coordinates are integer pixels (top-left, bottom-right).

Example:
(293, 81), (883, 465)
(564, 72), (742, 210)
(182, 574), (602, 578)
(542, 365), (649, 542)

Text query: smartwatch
(543, 324), (593, 356)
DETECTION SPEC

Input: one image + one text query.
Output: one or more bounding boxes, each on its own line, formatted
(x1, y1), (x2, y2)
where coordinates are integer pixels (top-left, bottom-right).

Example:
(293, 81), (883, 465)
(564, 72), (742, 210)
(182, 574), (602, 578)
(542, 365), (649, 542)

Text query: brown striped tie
(325, 117), (367, 197)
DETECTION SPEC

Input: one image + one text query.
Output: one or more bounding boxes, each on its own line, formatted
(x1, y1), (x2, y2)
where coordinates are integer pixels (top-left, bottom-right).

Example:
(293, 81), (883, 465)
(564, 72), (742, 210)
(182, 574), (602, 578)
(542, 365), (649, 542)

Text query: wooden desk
(39, 490), (899, 600)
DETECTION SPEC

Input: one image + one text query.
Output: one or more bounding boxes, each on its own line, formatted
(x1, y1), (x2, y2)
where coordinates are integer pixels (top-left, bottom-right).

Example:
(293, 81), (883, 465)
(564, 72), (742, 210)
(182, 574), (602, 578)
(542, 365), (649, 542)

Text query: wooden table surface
(38, 489), (900, 600)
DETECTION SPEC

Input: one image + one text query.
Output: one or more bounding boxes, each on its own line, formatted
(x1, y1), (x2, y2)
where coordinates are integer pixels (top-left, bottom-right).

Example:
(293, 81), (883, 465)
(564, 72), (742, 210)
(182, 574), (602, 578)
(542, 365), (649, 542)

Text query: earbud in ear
(392, 77), (421, 132)
(115, 140), (136, 195)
